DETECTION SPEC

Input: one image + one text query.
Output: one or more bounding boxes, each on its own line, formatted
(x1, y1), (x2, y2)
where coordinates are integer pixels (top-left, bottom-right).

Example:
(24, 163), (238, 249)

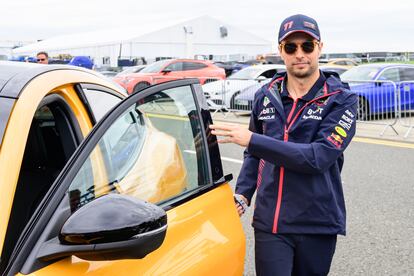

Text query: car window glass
(399, 68), (414, 81)
(83, 88), (122, 121)
(259, 69), (277, 79)
(183, 62), (208, 71)
(165, 62), (183, 71)
(66, 85), (210, 213)
(140, 59), (171, 73)
(378, 68), (400, 82)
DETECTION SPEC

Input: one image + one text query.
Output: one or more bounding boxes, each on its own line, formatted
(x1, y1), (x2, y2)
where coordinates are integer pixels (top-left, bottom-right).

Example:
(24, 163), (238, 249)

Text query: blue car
(341, 64), (414, 120)
(68, 56), (94, 69)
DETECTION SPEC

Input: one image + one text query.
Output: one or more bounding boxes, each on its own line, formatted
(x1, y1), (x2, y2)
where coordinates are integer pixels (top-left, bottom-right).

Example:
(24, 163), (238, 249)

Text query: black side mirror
(37, 194), (167, 261)
(161, 68), (172, 74)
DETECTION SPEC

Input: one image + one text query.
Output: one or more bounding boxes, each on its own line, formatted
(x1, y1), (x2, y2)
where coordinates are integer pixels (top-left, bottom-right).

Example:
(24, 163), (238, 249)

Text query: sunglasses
(279, 41), (319, 55)
(37, 59), (46, 62)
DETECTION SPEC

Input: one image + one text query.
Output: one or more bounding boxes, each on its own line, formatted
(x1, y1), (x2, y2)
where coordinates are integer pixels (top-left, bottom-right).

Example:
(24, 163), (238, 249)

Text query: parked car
(320, 66), (348, 76)
(114, 59), (226, 94)
(0, 61), (244, 275)
(203, 64), (285, 109)
(319, 58), (358, 69)
(341, 63), (414, 120)
(68, 56), (94, 69)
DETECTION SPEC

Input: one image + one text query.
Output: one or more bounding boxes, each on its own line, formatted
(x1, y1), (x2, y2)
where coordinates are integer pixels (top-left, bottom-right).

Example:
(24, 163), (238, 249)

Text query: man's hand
(210, 123), (253, 147)
(234, 194), (249, 217)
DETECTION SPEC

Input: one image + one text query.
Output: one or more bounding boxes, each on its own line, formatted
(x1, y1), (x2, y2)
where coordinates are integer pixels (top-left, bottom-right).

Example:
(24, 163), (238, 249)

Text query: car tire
(357, 96), (370, 121)
(133, 82), (150, 94)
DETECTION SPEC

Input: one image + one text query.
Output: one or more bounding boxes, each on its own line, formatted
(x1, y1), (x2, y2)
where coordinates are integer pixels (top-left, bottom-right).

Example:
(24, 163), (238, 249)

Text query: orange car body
(114, 59), (226, 94)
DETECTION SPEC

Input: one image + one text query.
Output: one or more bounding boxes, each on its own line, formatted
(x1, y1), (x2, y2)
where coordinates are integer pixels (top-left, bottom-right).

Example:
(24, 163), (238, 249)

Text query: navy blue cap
(278, 14), (320, 43)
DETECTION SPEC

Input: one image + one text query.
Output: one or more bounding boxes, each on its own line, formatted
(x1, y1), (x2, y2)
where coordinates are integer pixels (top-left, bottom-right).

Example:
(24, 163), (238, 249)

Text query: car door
(153, 62), (185, 84)
(375, 68), (400, 113)
(182, 62), (209, 83)
(4, 79), (245, 276)
(398, 67), (414, 111)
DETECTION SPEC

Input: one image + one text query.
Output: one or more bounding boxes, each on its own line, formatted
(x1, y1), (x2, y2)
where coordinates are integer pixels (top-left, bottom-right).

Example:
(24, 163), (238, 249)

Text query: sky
(1, 0), (414, 53)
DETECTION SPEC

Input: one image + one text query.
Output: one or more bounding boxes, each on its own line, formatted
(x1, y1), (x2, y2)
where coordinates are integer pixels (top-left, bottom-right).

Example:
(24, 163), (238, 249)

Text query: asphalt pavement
(213, 111), (414, 275)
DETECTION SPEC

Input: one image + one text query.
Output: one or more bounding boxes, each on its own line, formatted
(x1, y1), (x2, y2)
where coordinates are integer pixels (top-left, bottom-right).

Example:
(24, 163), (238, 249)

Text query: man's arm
(211, 93), (358, 174)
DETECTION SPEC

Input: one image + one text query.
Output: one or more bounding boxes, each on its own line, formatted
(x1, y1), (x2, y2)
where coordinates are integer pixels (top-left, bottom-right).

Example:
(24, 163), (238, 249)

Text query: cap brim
(279, 30), (320, 43)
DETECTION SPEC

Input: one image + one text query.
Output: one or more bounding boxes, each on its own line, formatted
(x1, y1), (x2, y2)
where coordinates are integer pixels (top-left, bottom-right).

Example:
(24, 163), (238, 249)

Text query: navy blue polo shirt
(281, 71), (326, 123)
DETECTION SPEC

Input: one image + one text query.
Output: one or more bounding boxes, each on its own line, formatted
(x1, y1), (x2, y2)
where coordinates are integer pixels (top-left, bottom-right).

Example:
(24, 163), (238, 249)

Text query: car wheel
(357, 96), (370, 121)
(133, 82), (150, 93)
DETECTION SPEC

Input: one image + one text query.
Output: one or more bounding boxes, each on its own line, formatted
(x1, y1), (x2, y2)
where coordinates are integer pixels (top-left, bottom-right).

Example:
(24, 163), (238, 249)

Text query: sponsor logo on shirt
(327, 132), (343, 149)
(338, 110), (355, 131)
(302, 106), (323, 120)
(259, 107), (275, 120)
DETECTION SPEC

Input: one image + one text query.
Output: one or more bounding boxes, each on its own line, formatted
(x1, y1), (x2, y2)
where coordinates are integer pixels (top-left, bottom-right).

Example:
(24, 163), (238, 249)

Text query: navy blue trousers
(254, 229), (337, 276)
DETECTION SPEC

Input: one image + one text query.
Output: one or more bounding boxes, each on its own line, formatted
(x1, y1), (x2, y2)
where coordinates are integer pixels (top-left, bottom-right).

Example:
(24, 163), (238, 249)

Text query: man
(36, 51), (49, 64)
(210, 14), (357, 276)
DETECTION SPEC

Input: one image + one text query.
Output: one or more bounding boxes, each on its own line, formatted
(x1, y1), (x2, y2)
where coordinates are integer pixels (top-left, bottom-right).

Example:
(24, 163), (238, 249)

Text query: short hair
(36, 51), (49, 58)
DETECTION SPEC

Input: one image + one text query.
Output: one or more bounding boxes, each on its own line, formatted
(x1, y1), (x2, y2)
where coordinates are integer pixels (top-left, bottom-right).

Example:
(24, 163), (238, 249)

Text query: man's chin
(292, 71), (312, 79)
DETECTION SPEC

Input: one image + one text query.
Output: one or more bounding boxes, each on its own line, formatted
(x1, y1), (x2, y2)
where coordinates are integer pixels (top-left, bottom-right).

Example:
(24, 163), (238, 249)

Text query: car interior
(1, 94), (83, 269)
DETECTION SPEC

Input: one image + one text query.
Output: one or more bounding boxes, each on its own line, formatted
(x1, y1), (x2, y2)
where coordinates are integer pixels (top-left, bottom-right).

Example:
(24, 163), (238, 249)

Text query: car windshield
(228, 67), (262, 80)
(341, 66), (381, 81)
(140, 60), (171, 73)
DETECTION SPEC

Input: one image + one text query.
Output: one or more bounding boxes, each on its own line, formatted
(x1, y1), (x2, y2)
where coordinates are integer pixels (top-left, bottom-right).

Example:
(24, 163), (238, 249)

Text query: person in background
(36, 52), (49, 64)
(210, 14), (357, 276)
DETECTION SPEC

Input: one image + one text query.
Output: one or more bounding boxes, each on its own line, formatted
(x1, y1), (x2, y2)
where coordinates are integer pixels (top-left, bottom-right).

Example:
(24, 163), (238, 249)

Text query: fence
(202, 78), (268, 116)
(203, 78), (414, 138)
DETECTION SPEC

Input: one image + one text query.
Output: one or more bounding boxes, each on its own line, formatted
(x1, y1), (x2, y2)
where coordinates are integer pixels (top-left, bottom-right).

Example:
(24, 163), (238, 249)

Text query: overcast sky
(1, 0), (413, 53)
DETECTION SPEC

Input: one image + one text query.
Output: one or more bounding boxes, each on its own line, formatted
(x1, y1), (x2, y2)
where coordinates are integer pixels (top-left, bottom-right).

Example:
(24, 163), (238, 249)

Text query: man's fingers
(210, 123), (236, 131)
(211, 130), (232, 137)
(217, 137), (233, 144)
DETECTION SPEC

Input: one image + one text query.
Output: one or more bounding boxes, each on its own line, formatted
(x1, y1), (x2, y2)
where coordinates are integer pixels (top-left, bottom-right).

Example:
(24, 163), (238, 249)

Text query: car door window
(67, 84), (210, 212)
(164, 62), (184, 72)
(81, 86), (123, 122)
(378, 68), (400, 82)
(183, 62), (208, 71)
(399, 68), (414, 81)
(259, 69), (277, 79)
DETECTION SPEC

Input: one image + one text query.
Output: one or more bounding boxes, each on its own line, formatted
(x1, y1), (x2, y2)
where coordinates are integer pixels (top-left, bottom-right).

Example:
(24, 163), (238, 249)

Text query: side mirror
(161, 68), (172, 74)
(37, 194), (167, 261)
(256, 76), (267, 82)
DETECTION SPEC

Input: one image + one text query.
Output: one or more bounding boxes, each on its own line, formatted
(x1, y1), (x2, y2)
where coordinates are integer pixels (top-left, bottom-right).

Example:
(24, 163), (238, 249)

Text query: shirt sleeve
(247, 93), (358, 174)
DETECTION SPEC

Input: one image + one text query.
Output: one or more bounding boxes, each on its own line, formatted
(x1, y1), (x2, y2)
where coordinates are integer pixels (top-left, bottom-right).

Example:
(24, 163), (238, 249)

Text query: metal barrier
(203, 78), (414, 139)
(345, 80), (399, 135)
(202, 78), (267, 116)
(398, 81), (414, 138)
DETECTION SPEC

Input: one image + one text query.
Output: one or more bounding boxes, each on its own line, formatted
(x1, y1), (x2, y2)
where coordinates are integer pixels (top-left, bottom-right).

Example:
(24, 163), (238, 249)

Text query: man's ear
(318, 41), (324, 58)
(278, 47), (284, 61)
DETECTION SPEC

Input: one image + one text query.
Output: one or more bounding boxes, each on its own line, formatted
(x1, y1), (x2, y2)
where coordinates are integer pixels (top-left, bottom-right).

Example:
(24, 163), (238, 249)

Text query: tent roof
(13, 15), (271, 54)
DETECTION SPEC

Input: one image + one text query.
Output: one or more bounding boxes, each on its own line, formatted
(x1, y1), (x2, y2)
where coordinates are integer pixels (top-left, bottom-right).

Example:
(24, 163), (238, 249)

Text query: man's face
(279, 32), (322, 79)
(36, 54), (48, 64)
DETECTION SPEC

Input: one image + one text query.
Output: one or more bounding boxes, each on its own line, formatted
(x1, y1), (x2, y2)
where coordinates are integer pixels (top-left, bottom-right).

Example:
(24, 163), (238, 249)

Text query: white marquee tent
(12, 15), (272, 67)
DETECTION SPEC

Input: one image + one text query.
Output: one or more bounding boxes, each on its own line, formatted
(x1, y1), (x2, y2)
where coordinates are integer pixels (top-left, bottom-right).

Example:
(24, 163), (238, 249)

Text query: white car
(202, 64), (285, 110)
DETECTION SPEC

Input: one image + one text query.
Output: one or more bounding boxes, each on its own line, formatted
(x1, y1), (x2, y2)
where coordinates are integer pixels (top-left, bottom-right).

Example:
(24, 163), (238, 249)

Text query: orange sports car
(114, 59), (226, 94)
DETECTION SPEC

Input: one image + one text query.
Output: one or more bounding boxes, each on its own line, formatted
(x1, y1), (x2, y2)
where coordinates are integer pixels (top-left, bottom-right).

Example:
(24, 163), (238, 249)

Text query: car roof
(0, 61), (106, 98)
(356, 63), (414, 70)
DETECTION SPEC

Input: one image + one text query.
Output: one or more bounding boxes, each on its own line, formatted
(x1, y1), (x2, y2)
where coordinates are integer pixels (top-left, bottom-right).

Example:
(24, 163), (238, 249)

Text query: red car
(114, 59), (226, 94)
